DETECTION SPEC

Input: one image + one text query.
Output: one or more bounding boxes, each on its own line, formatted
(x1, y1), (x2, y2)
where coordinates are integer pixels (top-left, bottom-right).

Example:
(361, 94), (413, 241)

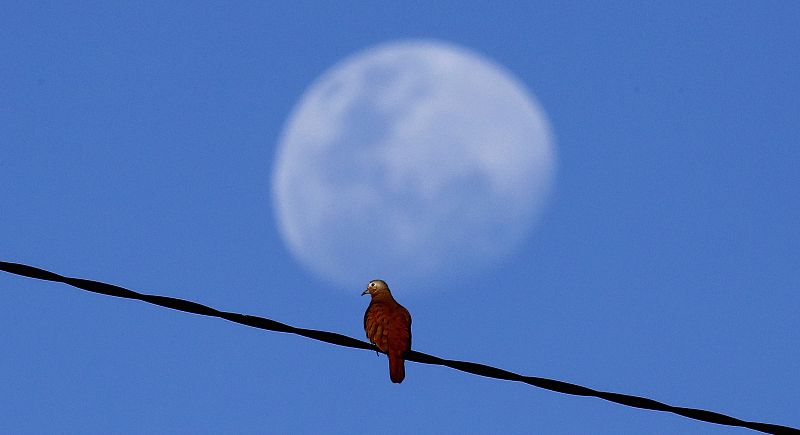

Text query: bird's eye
(370, 282), (375, 287)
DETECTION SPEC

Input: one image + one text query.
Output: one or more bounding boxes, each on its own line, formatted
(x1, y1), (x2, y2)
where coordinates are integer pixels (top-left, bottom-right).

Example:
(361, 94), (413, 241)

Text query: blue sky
(2, 2), (798, 434)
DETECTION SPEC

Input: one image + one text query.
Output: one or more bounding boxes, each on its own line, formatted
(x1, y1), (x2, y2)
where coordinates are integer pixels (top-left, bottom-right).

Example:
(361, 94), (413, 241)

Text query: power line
(1, 260), (796, 435)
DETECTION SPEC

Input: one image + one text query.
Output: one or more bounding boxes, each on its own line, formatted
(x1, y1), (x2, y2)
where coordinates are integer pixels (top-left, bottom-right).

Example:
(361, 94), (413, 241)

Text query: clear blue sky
(2, 2), (798, 433)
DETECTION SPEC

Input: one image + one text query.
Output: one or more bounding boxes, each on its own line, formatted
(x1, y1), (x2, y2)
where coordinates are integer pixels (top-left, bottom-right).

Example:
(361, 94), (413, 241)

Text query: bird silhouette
(362, 279), (412, 383)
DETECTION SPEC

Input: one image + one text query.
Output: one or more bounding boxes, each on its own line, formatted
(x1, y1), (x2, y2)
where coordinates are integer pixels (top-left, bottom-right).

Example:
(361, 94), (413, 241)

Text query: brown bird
(362, 279), (412, 383)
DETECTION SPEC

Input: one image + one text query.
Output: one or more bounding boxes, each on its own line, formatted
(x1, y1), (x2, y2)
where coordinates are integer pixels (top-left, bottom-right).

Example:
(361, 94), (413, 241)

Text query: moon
(272, 40), (556, 292)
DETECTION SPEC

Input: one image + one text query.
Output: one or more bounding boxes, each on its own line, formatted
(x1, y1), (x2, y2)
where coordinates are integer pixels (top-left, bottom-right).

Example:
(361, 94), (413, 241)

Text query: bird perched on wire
(362, 279), (412, 383)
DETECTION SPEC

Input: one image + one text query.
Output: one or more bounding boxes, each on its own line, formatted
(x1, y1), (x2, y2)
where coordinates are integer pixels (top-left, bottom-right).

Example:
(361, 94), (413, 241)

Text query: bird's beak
(361, 289), (369, 296)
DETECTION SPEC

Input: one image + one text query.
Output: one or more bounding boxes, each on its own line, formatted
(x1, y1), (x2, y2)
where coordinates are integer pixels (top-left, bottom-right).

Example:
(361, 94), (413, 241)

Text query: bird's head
(361, 279), (390, 296)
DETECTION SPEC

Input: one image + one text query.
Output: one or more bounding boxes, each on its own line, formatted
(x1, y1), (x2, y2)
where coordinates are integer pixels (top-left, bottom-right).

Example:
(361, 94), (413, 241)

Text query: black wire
(1, 260), (796, 435)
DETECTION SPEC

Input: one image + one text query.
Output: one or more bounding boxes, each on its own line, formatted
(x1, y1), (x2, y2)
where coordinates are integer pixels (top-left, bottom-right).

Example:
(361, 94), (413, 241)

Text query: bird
(362, 279), (412, 383)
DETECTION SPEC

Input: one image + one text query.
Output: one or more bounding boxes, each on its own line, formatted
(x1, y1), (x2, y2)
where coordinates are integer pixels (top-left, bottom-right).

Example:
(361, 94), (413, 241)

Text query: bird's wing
(364, 301), (393, 351)
(386, 304), (412, 354)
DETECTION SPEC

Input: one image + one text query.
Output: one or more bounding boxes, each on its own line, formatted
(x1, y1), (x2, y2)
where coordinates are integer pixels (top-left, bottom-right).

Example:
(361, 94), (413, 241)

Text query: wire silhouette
(1, 260), (797, 435)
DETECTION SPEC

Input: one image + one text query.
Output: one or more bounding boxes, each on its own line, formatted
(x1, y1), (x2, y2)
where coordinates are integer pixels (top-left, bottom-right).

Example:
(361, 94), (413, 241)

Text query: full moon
(272, 40), (556, 292)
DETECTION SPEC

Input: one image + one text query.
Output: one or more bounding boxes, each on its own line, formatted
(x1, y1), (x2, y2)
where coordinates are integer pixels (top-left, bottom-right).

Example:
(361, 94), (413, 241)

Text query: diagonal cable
(1, 261), (796, 435)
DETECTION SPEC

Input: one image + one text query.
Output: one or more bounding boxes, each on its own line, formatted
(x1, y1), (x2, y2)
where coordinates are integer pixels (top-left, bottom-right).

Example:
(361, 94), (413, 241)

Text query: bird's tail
(388, 353), (405, 384)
